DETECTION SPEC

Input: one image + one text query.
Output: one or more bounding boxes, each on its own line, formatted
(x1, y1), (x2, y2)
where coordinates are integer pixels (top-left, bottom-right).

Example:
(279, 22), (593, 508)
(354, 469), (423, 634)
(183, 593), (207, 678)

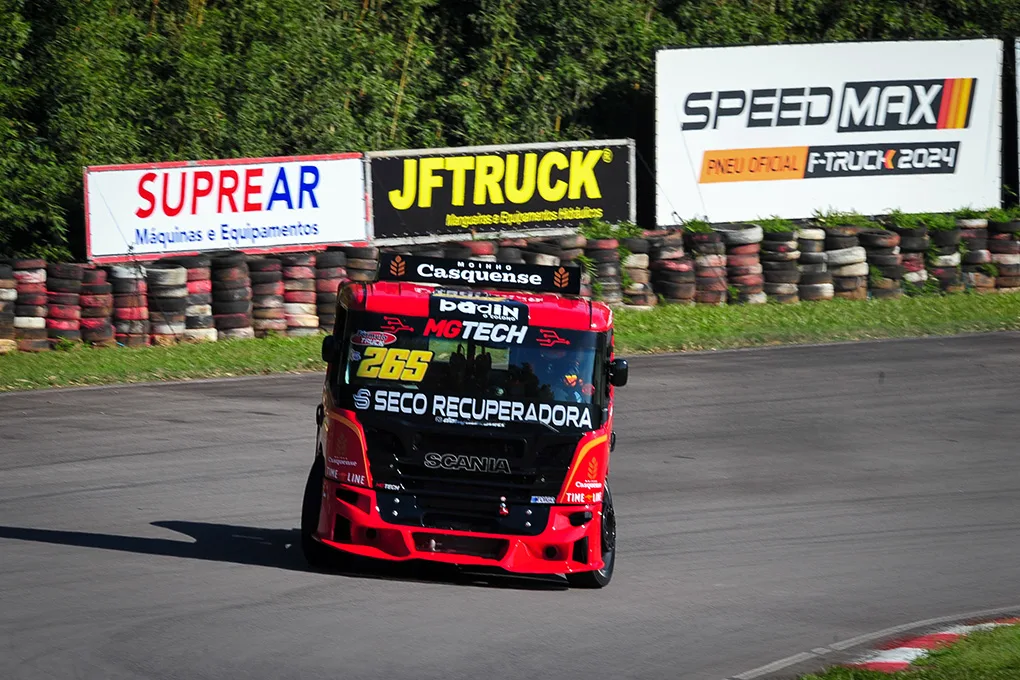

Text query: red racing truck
(302, 253), (629, 587)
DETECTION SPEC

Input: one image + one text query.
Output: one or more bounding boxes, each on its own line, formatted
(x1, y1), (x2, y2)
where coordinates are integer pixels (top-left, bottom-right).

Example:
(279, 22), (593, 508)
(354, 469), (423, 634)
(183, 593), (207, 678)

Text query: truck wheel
(567, 482), (615, 588)
(301, 456), (332, 568)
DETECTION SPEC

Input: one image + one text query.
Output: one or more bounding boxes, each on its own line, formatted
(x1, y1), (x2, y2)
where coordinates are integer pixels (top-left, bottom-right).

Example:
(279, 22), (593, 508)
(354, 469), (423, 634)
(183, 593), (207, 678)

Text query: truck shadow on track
(0, 521), (568, 591)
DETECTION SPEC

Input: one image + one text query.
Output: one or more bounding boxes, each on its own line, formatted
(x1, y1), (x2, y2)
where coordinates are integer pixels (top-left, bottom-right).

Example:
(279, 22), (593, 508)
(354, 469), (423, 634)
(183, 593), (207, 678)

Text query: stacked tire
(315, 250), (348, 332)
(80, 268), (115, 346)
(497, 239), (528, 266)
(825, 228), (868, 300)
(649, 230), (695, 304)
(889, 222), (930, 292)
(110, 265), (149, 348)
(620, 237), (655, 308)
(345, 246), (380, 283)
(927, 225), (963, 294)
(796, 227), (833, 302)
(686, 231), (727, 305)
(166, 256), (216, 343)
(859, 228), (903, 300)
(522, 239), (561, 267)
(957, 218), (995, 294)
(211, 253), (254, 340)
(556, 234), (591, 298)
(585, 239), (622, 305)
(760, 228), (800, 303)
(716, 224), (765, 304)
(987, 219), (1020, 292)
(13, 259), (48, 352)
(281, 253), (318, 337)
(146, 262), (188, 345)
(47, 262), (85, 345)
(0, 260), (15, 354)
(249, 256), (286, 337)
(462, 240), (499, 263)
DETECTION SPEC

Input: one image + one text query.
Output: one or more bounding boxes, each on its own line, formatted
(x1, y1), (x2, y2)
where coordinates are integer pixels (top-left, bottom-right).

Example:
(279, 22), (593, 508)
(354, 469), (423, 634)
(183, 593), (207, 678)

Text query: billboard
(656, 39), (1003, 225)
(85, 154), (368, 263)
(367, 139), (635, 241)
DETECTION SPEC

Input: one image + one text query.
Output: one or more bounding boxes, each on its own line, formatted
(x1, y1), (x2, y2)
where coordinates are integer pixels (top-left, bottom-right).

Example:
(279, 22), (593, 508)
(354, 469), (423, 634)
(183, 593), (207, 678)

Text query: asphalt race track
(3, 333), (1020, 680)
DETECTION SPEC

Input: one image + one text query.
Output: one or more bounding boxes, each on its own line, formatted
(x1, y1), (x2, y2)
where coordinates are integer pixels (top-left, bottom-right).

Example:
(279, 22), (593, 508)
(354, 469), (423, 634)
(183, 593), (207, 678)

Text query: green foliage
(985, 207), (1011, 223)
(756, 216), (794, 233)
(580, 219), (641, 240)
(6, 0), (1020, 256)
(920, 212), (957, 231)
(954, 206), (988, 219)
(682, 218), (712, 234)
(979, 262), (999, 277)
(814, 210), (870, 227)
(885, 209), (923, 229)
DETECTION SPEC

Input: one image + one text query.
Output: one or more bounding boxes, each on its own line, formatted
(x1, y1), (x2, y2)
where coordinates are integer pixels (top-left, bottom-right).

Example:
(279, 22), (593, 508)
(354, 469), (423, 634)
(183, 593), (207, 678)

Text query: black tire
(246, 257), (282, 272)
(346, 246), (380, 259)
(825, 236), (858, 250)
(316, 250), (347, 268)
(301, 455), (333, 568)
(567, 481), (615, 589)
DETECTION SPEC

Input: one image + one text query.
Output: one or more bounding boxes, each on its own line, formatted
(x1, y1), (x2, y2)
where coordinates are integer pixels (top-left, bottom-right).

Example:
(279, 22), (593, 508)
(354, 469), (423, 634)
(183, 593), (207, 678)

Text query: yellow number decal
(355, 346), (386, 378)
(356, 348), (433, 382)
(402, 351), (433, 382)
(378, 348), (409, 380)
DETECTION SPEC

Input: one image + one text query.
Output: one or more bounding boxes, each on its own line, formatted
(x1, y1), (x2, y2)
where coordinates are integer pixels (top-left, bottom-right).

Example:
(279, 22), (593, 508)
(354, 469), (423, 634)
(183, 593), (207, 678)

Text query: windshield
(336, 311), (606, 431)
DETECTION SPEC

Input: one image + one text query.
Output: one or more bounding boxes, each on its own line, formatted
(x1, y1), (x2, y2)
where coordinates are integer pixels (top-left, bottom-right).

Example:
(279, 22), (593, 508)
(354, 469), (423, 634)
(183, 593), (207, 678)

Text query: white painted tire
(654, 246), (686, 260)
(930, 253), (961, 267)
(523, 252), (560, 267)
(695, 254), (726, 268)
(799, 263), (827, 273)
(743, 292), (768, 304)
(284, 303), (317, 316)
(714, 224), (763, 245)
(218, 327), (255, 340)
(183, 328), (218, 342)
(795, 228), (825, 240)
(798, 283), (835, 298)
(151, 323), (186, 335)
(764, 282), (799, 295)
(185, 304), (212, 316)
(0, 288), (16, 301)
(13, 269), (45, 284)
(903, 270), (929, 283)
(957, 218), (988, 228)
(14, 316), (45, 329)
(622, 253), (650, 268)
(826, 246), (867, 266)
(733, 263), (763, 275)
(286, 314), (319, 328)
(146, 264), (187, 286)
(991, 253), (1020, 265)
(286, 327), (321, 337)
(761, 250), (800, 261)
(109, 265), (146, 280)
(830, 262), (870, 277)
(0, 338), (16, 354)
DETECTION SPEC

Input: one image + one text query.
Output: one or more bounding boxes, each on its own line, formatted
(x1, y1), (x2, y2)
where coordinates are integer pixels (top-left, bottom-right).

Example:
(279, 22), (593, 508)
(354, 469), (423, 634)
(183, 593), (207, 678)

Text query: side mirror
(321, 335), (342, 364)
(609, 358), (629, 387)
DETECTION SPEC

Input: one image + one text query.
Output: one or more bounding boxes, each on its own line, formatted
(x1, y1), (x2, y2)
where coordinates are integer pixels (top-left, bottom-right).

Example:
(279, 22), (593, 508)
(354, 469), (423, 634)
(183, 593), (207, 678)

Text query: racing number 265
(356, 347), (433, 382)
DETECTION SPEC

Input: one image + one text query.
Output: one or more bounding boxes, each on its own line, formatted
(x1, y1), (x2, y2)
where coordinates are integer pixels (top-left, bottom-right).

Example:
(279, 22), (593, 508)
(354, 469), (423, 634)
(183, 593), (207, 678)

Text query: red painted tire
(696, 277), (728, 292)
(725, 254), (760, 268)
(253, 282), (285, 296)
(47, 263), (85, 280)
(114, 306), (149, 321)
(730, 274), (765, 287)
(80, 294), (114, 308)
(695, 267), (727, 278)
(282, 266), (315, 280)
(46, 317), (81, 331)
(14, 269), (46, 284)
(284, 290), (317, 304)
(187, 279), (213, 294)
(48, 304), (81, 320)
(650, 258), (694, 272)
(281, 253), (316, 267)
(211, 266), (249, 282)
(461, 240), (497, 256)
(114, 294), (147, 308)
(80, 317), (112, 330)
(727, 243), (760, 255)
(14, 258), (46, 270)
(47, 292), (80, 306)
(316, 267), (348, 280)
(186, 267), (212, 282)
(16, 282), (46, 295)
(83, 269), (108, 284)
(81, 306), (113, 318)
(587, 239), (619, 250)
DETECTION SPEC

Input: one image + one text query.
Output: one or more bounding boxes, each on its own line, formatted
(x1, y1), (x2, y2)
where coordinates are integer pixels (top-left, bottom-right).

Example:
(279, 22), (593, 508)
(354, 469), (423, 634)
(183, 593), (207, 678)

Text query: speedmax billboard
(656, 40), (1002, 224)
(368, 140), (635, 240)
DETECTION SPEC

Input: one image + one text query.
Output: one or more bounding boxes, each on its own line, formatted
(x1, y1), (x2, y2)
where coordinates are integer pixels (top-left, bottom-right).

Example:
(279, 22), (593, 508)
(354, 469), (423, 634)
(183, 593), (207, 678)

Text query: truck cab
(301, 254), (628, 587)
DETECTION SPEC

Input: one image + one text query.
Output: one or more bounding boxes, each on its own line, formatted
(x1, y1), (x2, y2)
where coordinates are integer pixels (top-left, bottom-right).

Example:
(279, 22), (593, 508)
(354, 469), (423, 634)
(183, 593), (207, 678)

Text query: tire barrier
(249, 255), (286, 338)
(46, 261), (85, 345)
(718, 224), (765, 305)
(760, 228), (800, 303)
(686, 230), (726, 305)
(860, 228), (903, 300)
(281, 253), (318, 337)
(110, 264), (149, 347)
(926, 223), (964, 294)
(0, 259), (14, 354)
(146, 262), (188, 346)
(825, 227), (868, 300)
(988, 218), (1020, 291)
(957, 218), (993, 294)
(80, 266), (115, 346)
(890, 221), (930, 292)
(345, 246), (379, 283)
(315, 249), (348, 333)
(796, 228), (832, 302)
(648, 230), (694, 305)
(165, 254), (216, 343)
(211, 252), (254, 340)
(620, 236), (654, 308)
(585, 238), (623, 305)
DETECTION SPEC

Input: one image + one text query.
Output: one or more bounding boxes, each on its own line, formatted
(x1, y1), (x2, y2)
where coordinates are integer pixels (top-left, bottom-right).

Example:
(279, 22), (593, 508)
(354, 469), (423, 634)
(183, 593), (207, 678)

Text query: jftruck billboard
(367, 139), (635, 242)
(656, 39), (1003, 225)
(84, 154), (368, 263)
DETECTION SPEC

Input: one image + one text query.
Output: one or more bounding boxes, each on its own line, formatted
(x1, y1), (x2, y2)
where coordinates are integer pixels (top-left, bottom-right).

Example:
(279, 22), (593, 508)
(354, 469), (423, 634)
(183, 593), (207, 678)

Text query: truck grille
(364, 426), (579, 535)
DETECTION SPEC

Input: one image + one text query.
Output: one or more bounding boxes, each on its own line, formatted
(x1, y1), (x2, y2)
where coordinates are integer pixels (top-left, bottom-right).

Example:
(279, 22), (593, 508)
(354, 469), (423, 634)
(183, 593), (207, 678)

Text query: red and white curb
(844, 618), (1020, 673)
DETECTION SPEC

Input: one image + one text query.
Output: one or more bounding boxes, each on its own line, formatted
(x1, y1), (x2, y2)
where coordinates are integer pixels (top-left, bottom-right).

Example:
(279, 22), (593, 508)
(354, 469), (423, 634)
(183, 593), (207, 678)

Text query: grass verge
(800, 624), (1020, 679)
(1, 292), (1019, 392)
